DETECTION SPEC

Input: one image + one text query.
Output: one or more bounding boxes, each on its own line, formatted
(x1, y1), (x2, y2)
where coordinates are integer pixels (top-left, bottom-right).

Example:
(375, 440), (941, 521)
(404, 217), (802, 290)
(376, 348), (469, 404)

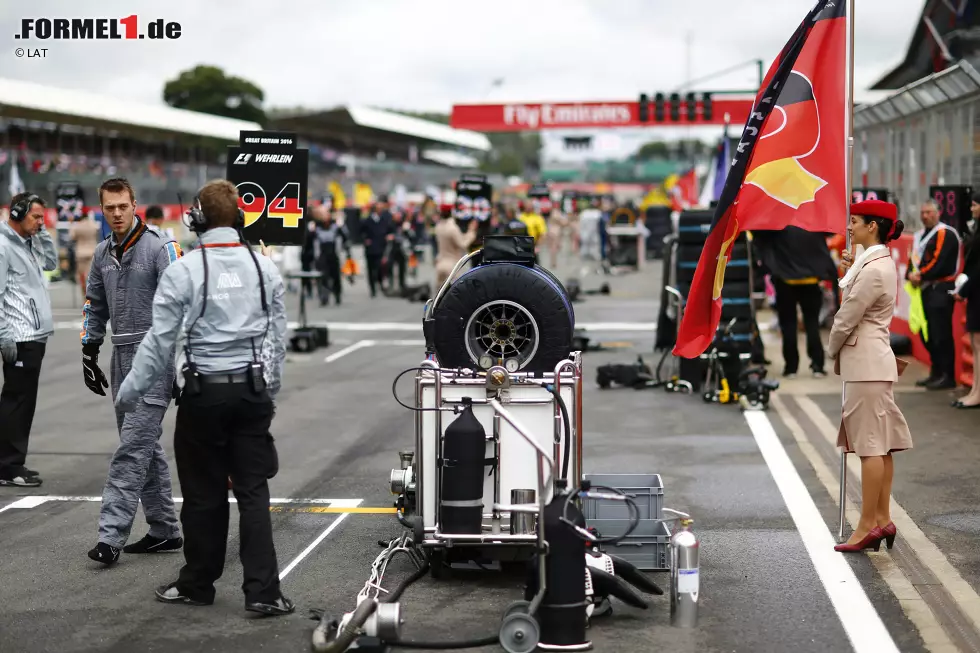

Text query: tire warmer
(439, 397), (486, 534)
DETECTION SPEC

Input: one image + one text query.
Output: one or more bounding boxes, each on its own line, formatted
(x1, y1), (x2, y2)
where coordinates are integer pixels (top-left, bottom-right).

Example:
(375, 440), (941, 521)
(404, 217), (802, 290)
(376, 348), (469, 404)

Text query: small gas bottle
(663, 508), (699, 627)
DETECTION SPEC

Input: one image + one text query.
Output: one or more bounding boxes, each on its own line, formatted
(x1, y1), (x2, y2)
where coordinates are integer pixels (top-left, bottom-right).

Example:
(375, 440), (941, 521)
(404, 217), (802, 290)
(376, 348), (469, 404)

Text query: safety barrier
(887, 234), (972, 387)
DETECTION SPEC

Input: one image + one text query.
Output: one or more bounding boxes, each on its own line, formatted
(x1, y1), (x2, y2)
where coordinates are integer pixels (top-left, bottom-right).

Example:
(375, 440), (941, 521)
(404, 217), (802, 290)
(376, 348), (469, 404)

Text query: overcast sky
(2, 0), (924, 112)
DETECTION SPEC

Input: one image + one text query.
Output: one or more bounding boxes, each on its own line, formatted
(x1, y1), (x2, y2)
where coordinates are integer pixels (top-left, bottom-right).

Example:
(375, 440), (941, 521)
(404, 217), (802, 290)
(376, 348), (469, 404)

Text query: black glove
(82, 344), (109, 396)
(172, 381), (181, 406)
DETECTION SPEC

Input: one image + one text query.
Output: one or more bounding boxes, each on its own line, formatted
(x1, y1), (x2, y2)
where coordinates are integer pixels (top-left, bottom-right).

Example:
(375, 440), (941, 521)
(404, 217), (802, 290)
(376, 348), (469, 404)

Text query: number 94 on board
(226, 130), (310, 246)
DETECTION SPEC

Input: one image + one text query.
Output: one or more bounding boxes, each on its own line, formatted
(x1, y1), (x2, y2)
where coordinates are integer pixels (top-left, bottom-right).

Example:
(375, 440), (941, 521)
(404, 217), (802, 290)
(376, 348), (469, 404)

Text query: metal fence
(14, 157), (490, 207)
(853, 59), (980, 230)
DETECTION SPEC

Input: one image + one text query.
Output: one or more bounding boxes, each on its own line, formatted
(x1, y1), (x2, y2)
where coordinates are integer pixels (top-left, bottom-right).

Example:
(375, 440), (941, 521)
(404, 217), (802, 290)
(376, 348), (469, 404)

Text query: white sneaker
(0, 474), (41, 487)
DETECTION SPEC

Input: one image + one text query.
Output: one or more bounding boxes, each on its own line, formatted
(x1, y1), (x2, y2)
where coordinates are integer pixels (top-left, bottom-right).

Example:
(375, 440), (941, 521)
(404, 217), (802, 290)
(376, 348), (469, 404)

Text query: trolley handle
(486, 397), (554, 615)
(664, 285), (685, 307)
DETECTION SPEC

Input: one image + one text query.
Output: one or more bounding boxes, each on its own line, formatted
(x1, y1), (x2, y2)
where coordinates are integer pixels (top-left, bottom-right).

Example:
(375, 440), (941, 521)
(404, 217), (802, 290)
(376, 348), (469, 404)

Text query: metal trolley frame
(411, 356), (584, 551)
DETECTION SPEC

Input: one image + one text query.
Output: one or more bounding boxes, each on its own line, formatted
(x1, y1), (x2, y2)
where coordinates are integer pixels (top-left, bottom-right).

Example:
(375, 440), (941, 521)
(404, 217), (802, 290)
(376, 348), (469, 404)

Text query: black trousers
(173, 382), (281, 604)
(774, 280), (825, 374)
(0, 341), (46, 476)
(318, 253), (342, 304)
(386, 251), (407, 291)
(921, 285), (956, 380)
(365, 253), (384, 297)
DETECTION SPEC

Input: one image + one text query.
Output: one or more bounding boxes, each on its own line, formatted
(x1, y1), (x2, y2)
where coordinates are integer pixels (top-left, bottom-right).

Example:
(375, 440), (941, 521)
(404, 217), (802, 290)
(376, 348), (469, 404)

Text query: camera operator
(0, 193), (58, 487)
(115, 179), (292, 616)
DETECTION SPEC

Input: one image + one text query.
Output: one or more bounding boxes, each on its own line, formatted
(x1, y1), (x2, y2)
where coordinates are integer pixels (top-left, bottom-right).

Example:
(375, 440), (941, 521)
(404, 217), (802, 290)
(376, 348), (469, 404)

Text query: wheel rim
(464, 300), (539, 370)
(499, 613), (539, 653)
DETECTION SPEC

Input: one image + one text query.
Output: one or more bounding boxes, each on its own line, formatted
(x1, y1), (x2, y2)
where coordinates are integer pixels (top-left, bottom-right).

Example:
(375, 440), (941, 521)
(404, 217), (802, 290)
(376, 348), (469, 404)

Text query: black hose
(396, 507), (415, 530)
(382, 558), (429, 604)
(391, 365), (481, 412)
(379, 556), (502, 650)
(539, 383), (571, 483)
(564, 484), (640, 545)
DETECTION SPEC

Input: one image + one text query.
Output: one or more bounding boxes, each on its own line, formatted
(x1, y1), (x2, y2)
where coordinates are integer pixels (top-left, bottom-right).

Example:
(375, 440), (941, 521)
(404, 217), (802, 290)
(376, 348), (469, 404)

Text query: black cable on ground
(377, 556), (502, 650)
(389, 634), (500, 650)
(381, 558), (429, 604)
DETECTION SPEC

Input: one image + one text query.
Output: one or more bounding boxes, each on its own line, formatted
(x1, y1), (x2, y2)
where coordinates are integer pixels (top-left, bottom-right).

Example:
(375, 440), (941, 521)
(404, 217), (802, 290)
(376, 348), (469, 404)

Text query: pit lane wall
(887, 234), (972, 387)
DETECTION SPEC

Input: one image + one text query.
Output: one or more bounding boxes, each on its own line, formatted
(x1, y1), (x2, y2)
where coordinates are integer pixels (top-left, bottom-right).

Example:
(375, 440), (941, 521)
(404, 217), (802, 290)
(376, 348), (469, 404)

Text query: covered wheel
(433, 263), (574, 373)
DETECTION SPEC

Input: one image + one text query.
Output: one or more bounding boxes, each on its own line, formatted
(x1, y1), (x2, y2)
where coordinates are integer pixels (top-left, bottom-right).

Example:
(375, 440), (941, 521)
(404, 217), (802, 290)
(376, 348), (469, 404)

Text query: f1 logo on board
(234, 153), (251, 165)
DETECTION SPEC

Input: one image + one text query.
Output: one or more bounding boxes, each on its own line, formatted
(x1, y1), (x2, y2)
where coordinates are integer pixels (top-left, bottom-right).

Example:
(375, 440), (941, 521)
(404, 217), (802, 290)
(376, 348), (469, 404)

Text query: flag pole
(838, 0), (856, 544)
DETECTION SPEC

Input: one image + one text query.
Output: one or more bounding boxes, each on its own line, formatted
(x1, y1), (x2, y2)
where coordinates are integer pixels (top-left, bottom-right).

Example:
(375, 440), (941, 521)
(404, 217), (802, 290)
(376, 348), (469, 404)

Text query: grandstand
(0, 77), (495, 207)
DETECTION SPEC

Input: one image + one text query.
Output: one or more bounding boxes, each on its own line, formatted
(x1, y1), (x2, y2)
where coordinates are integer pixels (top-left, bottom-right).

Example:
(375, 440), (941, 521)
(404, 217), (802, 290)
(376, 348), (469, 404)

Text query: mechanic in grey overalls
(81, 178), (182, 565)
(313, 204), (350, 305)
(116, 179), (293, 616)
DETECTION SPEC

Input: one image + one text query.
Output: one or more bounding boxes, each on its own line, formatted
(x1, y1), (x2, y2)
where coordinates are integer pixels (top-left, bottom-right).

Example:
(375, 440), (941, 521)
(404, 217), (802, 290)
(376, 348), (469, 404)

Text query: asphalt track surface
(0, 246), (976, 652)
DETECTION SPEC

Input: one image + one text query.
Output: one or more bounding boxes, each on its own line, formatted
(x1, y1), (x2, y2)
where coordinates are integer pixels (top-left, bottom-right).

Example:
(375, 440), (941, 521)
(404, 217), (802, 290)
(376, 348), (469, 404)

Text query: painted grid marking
(743, 410), (900, 653)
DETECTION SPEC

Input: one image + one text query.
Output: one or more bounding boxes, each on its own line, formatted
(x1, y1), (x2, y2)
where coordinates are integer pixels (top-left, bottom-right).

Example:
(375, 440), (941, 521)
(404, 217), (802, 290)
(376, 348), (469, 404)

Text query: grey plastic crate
(582, 473), (663, 521)
(587, 518), (670, 571)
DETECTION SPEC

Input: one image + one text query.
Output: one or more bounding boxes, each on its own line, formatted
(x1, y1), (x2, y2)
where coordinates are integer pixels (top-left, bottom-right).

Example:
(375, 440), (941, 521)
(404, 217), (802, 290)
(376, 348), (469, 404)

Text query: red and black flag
(673, 0), (848, 359)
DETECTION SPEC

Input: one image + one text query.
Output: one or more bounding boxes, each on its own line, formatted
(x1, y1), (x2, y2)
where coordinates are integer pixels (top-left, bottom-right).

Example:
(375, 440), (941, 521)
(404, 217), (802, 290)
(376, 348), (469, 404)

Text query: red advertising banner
(450, 98), (755, 131)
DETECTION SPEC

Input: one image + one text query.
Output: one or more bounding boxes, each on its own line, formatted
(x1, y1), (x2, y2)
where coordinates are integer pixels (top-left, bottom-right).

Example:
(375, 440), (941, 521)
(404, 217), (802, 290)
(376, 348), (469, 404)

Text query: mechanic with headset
(0, 192), (58, 488)
(80, 178), (184, 566)
(115, 179), (293, 616)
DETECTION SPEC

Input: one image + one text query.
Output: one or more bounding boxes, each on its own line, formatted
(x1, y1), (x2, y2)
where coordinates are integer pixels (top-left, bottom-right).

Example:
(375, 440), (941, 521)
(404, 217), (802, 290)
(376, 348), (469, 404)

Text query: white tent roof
(346, 105), (491, 152)
(0, 77), (261, 141)
(422, 149), (480, 168)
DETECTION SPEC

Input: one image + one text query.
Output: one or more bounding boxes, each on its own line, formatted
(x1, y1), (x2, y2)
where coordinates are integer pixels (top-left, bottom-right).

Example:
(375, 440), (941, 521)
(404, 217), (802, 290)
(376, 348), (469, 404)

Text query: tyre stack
(644, 206), (672, 260)
(674, 210), (756, 390)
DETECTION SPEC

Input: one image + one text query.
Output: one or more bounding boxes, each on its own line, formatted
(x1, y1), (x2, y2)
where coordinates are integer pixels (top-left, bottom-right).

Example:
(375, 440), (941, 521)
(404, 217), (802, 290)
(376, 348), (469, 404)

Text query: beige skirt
(76, 256), (93, 276)
(837, 381), (913, 456)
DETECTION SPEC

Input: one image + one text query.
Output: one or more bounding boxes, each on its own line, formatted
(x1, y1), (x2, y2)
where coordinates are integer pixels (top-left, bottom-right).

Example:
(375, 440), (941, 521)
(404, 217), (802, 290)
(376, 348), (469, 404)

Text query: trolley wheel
(412, 516), (424, 544)
(428, 549), (447, 579)
(499, 613), (540, 653)
(503, 600), (530, 619)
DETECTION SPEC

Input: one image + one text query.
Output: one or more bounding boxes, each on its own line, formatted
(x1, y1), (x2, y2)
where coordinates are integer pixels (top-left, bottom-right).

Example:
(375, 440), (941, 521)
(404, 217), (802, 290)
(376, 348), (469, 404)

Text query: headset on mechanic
(0, 192), (58, 488)
(114, 179), (294, 616)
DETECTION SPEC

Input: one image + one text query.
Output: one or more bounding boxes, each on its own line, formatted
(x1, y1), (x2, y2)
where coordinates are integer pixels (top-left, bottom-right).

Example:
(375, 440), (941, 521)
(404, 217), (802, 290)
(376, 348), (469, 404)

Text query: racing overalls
(81, 218), (181, 549)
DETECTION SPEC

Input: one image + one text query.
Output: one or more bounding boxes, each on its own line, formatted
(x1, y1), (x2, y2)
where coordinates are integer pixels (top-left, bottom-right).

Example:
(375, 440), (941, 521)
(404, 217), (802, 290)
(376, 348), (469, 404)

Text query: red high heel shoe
(880, 522), (896, 549)
(834, 527), (885, 553)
